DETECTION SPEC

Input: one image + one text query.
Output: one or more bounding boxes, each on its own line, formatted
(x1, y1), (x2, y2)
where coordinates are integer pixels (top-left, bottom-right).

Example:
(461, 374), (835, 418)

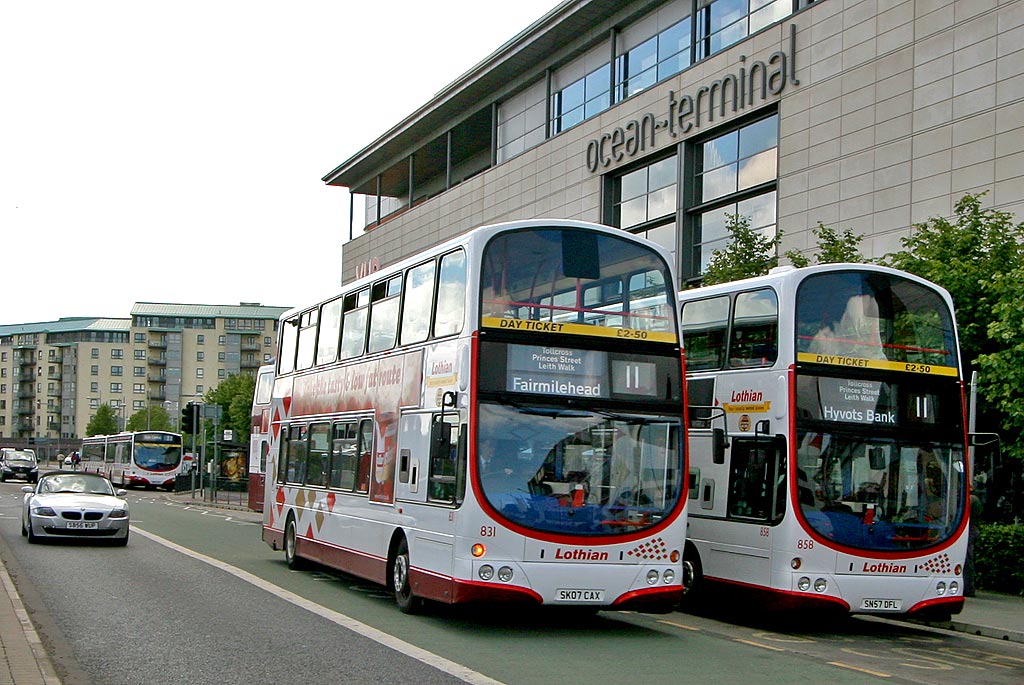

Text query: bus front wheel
(681, 544), (703, 604)
(391, 538), (423, 614)
(284, 515), (306, 570)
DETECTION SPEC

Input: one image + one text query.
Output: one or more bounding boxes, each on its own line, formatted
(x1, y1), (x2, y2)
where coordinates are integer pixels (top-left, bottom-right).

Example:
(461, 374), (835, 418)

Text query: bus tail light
(472, 543), (486, 558)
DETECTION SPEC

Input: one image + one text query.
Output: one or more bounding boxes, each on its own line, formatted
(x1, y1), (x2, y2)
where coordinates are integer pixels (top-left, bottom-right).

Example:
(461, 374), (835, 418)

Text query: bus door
(396, 410), (461, 504)
(700, 435), (786, 584)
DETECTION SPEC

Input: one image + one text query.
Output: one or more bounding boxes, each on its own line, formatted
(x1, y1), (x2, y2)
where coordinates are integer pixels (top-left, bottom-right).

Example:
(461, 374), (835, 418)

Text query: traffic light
(181, 402), (195, 434)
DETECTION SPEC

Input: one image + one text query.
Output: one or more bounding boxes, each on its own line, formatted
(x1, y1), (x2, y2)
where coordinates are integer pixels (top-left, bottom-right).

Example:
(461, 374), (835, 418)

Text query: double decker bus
(79, 431), (185, 490)
(247, 364), (275, 512)
(262, 219), (688, 613)
(678, 263), (970, 620)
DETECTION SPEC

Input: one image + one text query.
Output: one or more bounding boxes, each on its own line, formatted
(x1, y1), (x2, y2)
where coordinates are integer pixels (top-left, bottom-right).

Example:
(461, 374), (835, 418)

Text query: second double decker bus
(79, 431), (185, 490)
(679, 263), (969, 620)
(262, 219), (687, 613)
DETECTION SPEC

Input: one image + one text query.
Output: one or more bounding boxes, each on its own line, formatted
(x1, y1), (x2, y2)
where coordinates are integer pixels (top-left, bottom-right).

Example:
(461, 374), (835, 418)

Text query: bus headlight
(479, 565), (494, 581)
(813, 578), (828, 593)
(936, 581), (946, 596)
(798, 576), (811, 591)
(497, 566), (514, 582)
(647, 570), (660, 585)
(949, 581), (959, 595)
(663, 569), (676, 584)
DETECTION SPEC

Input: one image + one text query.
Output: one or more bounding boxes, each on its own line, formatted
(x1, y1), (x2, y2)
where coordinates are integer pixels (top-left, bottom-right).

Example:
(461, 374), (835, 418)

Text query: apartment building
(0, 302), (288, 448)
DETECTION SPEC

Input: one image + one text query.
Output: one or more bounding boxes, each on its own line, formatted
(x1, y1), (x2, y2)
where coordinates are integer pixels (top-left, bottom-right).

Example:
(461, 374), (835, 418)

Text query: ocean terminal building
(324, 0), (1024, 285)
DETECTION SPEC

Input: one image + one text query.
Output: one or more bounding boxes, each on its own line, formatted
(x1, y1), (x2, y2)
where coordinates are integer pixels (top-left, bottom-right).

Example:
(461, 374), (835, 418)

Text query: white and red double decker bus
(262, 219), (688, 613)
(679, 263), (970, 620)
(247, 364), (275, 512)
(79, 431), (184, 490)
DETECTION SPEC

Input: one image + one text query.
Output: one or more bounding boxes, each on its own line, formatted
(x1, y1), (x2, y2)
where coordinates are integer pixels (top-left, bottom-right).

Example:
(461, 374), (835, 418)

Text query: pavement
(1, 491), (1021, 683)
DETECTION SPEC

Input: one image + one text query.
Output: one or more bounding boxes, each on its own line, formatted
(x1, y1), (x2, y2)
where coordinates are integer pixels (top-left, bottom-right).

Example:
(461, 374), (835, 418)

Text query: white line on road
(133, 527), (503, 685)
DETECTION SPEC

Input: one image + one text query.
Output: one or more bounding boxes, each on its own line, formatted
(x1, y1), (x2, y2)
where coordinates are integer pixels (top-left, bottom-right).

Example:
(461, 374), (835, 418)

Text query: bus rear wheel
(284, 515), (306, 570)
(392, 539), (423, 614)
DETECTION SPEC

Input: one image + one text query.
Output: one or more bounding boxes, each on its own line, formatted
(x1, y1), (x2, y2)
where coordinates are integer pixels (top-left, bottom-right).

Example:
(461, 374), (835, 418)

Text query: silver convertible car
(22, 472), (129, 545)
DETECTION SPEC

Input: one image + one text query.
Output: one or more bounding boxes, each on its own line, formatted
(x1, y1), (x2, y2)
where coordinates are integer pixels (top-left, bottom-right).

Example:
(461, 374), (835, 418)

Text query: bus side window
(279, 315), (299, 374)
(681, 295), (729, 371)
(400, 260), (436, 346)
(316, 297), (343, 366)
(368, 276), (402, 354)
(330, 422), (357, 491)
(340, 290), (369, 360)
(356, 419), (373, 494)
(282, 425), (307, 485)
(729, 289), (778, 368)
(728, 440), (784, 522)
(434, 249), (466, 337)
(428, 417), (457, 503)
(296, 309), (318, 371)
(306, 422), (330, 487)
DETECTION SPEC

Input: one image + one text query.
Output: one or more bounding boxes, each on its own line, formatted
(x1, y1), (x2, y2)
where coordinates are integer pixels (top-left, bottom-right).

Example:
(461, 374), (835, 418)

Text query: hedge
(974, 524), (1024, 595)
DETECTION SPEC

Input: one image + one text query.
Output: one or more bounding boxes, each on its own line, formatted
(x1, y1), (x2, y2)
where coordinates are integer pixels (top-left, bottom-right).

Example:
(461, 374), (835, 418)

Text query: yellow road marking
(829, 661), (892, 678)
(734, 638), (785, 652)
(657, 619), (700, 631)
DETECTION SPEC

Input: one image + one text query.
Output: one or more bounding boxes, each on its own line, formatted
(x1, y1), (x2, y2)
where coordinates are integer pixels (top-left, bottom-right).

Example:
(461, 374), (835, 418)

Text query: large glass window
(614, 156), (678, 230)
(477, 402), (683, 536)
(696, 0), (791, 60)
(296, 309), (318, 371)
(481, 227), (676, 337)
(551, 42), (611, 134)
(795, 431), (965, 552)
(339, 289), (370, 360)
(681, 295), (730, 371)
(688, 114), (778, 279)
(615, 0), (692, 100)
(795, 271), (957, 369)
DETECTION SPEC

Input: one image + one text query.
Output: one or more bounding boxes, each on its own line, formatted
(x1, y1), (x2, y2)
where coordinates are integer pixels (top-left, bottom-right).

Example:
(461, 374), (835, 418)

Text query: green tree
(699, 213), (782, 286)
(85, 404), (119, 436)
(126, 405), (173, 432)
(785, 222), (865, 267)
(882, 193), (1024, 463)
(978, 263), (1024, 462)
(203, 373), (257, 445)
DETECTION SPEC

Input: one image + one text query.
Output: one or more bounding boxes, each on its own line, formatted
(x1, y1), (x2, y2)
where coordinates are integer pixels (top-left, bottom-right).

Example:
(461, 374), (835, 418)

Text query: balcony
(148, 339), (167, 349)
(47, 387), (62, 398)
(47, 369), (62, 380)
(16, 404), (33, 415)
(148, 357), (166, 367)
(18, 388), (36, 400)
(148, 390), (167, 401)
(148, 375), (166, 384)
(242, 342), (262, 352)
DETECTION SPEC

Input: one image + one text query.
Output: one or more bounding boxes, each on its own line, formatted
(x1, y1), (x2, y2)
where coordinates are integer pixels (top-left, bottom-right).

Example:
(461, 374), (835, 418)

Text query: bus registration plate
(555, 589), (604, 602)
(66, 521), (98, 530)
(861, 598), (902, 611)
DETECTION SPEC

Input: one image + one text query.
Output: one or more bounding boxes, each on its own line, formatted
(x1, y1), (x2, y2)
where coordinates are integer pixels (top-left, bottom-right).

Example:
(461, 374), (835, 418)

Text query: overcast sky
(1, 1), (561, 326)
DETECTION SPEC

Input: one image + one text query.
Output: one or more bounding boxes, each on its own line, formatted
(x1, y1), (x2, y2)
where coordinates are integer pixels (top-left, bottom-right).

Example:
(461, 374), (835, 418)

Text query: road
(0, 482), (1022, 685)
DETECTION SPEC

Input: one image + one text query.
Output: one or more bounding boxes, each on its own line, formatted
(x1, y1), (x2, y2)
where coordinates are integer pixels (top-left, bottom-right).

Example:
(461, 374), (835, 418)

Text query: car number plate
(555, 589), (604, 602)
(66, 521), (98, 530)
(861, 598), (902, 611)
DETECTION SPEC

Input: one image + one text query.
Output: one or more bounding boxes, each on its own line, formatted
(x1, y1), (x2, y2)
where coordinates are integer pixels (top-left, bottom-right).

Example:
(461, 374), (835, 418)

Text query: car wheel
(283, 515), (306, 570)
(21, 518), (27, 537)
(0, 474), (6, 482)
(26, 521), (39, 544)
(392, 538), (423, 614)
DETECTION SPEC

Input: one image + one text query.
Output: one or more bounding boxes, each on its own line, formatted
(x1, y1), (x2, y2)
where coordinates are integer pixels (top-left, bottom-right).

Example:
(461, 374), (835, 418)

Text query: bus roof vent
(768, 265), (796, 275)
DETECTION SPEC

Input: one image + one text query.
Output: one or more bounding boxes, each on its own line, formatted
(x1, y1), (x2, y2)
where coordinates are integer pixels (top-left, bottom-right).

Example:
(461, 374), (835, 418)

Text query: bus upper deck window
(729, 289), (778, 368)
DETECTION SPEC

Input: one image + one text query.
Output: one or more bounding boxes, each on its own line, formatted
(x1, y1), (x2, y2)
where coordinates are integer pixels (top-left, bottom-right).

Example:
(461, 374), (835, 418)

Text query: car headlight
(32, 506), (57, 517)
(108, 509), (128, 519)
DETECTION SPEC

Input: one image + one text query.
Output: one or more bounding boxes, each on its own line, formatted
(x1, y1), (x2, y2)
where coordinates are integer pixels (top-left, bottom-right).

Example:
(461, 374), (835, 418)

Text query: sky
(1, 0), (562, 326)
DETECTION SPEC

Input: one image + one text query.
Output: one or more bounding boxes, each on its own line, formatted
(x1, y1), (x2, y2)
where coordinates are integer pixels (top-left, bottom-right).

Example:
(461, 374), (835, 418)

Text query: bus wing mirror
(712, 428), (728, 464)
(968, 432), (1001, 448)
